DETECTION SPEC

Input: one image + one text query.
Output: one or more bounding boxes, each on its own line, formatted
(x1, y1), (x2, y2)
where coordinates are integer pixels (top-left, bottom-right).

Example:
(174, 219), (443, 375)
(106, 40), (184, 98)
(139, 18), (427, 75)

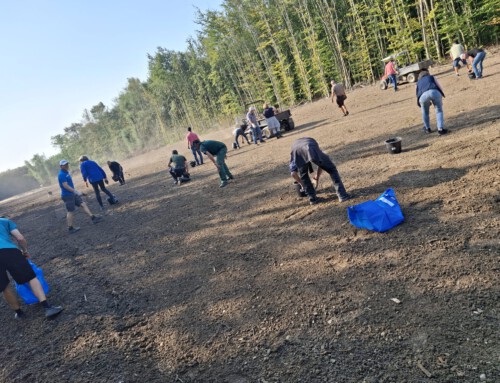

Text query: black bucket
(384, 137), (402, 154)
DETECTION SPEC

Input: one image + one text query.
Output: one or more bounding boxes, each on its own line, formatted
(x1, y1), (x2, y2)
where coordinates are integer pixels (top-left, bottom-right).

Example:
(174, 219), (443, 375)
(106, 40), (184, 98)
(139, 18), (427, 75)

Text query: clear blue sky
(0, 0), (221, 172)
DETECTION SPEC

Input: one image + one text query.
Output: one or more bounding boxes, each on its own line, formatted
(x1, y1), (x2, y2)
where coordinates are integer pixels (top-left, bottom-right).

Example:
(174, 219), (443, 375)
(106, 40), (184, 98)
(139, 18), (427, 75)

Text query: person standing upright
(0, 217), (63, 319)
(449, 40), (467, 76)
(58, 160), (103, 234)
(330, 80), (349, 116)
(186, 127), (204, 165)
(416, 70), (447, 135)
(194, 140), (233, 188)
(246, 107), (265, 144)
(263, 103), (282, 138)
(384, 59), (399, 91)
(79, 156), (117, 211)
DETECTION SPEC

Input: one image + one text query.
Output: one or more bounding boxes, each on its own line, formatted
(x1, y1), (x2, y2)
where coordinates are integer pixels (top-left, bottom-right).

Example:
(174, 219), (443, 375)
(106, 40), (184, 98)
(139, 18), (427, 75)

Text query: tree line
(2, 0), (498, 199)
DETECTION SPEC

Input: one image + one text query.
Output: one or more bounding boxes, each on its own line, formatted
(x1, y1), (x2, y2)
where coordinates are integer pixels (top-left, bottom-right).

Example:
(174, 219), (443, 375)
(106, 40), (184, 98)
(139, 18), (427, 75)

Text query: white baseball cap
(59, 160), (69, 166)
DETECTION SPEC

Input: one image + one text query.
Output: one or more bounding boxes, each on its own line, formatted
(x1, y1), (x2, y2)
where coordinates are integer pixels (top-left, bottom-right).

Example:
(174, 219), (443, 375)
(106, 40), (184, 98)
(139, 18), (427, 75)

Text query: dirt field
(1, 49), (499, 383)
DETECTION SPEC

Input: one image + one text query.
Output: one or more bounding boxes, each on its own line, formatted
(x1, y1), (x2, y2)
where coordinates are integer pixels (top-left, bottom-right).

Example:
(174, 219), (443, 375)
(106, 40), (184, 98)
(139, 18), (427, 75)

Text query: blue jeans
(234, 129), (250, 148)
(419, 89), (444, 131)
(388, 74), (397, 91)
(472, 51), (486, 78)
(191, 146), (203, 164)
(250, 126), (264, 143)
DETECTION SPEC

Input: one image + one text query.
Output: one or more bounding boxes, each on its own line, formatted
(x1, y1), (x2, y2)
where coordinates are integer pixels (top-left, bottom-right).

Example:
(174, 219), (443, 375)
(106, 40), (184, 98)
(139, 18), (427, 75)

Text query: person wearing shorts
(449, 40), (466, 76)
(0, 217), (63, 319)
(58, 160), (103, 234)
(330, 80), (349, 116)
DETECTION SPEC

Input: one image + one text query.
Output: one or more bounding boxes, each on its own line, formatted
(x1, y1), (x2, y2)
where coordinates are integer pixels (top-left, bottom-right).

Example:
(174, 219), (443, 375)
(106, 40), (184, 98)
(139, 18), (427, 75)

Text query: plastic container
(384, 137), (402, 154)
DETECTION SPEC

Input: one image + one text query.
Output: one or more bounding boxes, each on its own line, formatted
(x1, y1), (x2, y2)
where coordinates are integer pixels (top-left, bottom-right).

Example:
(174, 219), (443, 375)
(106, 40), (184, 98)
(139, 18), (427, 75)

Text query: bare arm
(205, 152), (219, 169)
(62, 181), (76, 194)
(10, 229), (28, 255)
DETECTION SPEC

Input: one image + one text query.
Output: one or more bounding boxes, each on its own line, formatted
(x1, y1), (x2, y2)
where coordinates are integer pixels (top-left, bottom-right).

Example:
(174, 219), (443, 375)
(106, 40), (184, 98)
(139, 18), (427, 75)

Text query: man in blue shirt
(58, 160), (103, 233)
(0, 217), (63, 318)
(79, 155), (118, 210)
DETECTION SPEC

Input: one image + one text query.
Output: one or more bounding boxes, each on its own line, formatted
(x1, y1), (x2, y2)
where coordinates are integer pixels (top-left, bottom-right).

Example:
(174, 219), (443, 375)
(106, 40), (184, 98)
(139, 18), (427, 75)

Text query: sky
(0, 0), (222, 172)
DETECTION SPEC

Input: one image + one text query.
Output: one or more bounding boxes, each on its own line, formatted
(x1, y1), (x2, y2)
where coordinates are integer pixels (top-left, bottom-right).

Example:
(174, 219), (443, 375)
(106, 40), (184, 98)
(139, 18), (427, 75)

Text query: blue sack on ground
(15, 260), (50, 304)
(347, 188), (404, 232)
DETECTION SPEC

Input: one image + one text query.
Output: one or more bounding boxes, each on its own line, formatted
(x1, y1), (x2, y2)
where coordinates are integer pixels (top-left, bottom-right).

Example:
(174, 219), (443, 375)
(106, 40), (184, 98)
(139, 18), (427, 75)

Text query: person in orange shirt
(384, 59), (399, 92)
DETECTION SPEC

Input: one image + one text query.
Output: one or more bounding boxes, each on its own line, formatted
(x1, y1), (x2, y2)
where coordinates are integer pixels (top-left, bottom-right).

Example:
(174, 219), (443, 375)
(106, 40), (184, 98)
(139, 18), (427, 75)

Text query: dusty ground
(1, 49), (499, 383)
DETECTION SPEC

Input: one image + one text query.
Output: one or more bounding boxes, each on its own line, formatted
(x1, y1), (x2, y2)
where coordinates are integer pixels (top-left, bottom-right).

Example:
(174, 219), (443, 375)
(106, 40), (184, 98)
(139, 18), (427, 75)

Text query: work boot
(45, 305), (64, 318)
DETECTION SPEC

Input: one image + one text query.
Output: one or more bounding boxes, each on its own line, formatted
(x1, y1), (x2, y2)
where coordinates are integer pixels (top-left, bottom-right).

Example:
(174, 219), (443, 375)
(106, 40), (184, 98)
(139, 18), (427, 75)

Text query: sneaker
(227, 175), (234, 180)
(177, 179), (182, 185)
(92, 216), (104, 224)
(339, 194), (353, 203)
(220, 181), (228, 188)
(14, 310), (25, 320)
(345, 111), (349, 116)
(45, 305), (63, 318)
(423, 127), (432, 134)
(68, 226), (81, 234)
(438, 129), (449, 135)
(99, 206), (106, 212)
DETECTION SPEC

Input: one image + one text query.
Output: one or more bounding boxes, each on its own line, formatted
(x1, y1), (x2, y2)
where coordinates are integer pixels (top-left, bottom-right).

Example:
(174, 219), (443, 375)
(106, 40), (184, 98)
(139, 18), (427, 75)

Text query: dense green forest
(1, 0), (498, 198)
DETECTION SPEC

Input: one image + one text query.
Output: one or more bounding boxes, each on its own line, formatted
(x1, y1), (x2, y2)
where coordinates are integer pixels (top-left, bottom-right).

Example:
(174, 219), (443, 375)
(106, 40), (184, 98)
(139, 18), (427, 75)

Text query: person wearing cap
(0, 216), (64, 319)
(58, 160), (103, 233)
(107, 160), (125, 185)
(262, 103), (282, 139)
(79, 156), (118, 211)
(330, 80), (349, 117)
(290, 137), (351, 205)
(194, 140), (233, 188)
(246, 107), (265, 144)
(186, 127), (204, 165)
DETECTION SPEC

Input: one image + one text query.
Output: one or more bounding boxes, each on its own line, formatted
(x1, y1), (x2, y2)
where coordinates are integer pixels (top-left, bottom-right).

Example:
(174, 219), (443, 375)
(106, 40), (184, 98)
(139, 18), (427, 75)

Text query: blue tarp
(15, 260), (50, 304)
(347, 188), (404, 232)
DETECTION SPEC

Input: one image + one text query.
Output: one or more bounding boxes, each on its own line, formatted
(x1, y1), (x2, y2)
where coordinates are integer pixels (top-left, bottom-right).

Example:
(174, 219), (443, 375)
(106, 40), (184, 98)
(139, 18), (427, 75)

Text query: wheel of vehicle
(379, 80), (388, 90)
(263, 127), (272, 139)
(407, 72), (416, 83)
(287, 118), (295, 130)
(281, 120), (291, 131)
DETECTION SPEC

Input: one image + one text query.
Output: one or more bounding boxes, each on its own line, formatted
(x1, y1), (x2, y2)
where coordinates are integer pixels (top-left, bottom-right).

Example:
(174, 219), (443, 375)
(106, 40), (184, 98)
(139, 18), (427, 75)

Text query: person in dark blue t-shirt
(416, 70), (447, 135)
